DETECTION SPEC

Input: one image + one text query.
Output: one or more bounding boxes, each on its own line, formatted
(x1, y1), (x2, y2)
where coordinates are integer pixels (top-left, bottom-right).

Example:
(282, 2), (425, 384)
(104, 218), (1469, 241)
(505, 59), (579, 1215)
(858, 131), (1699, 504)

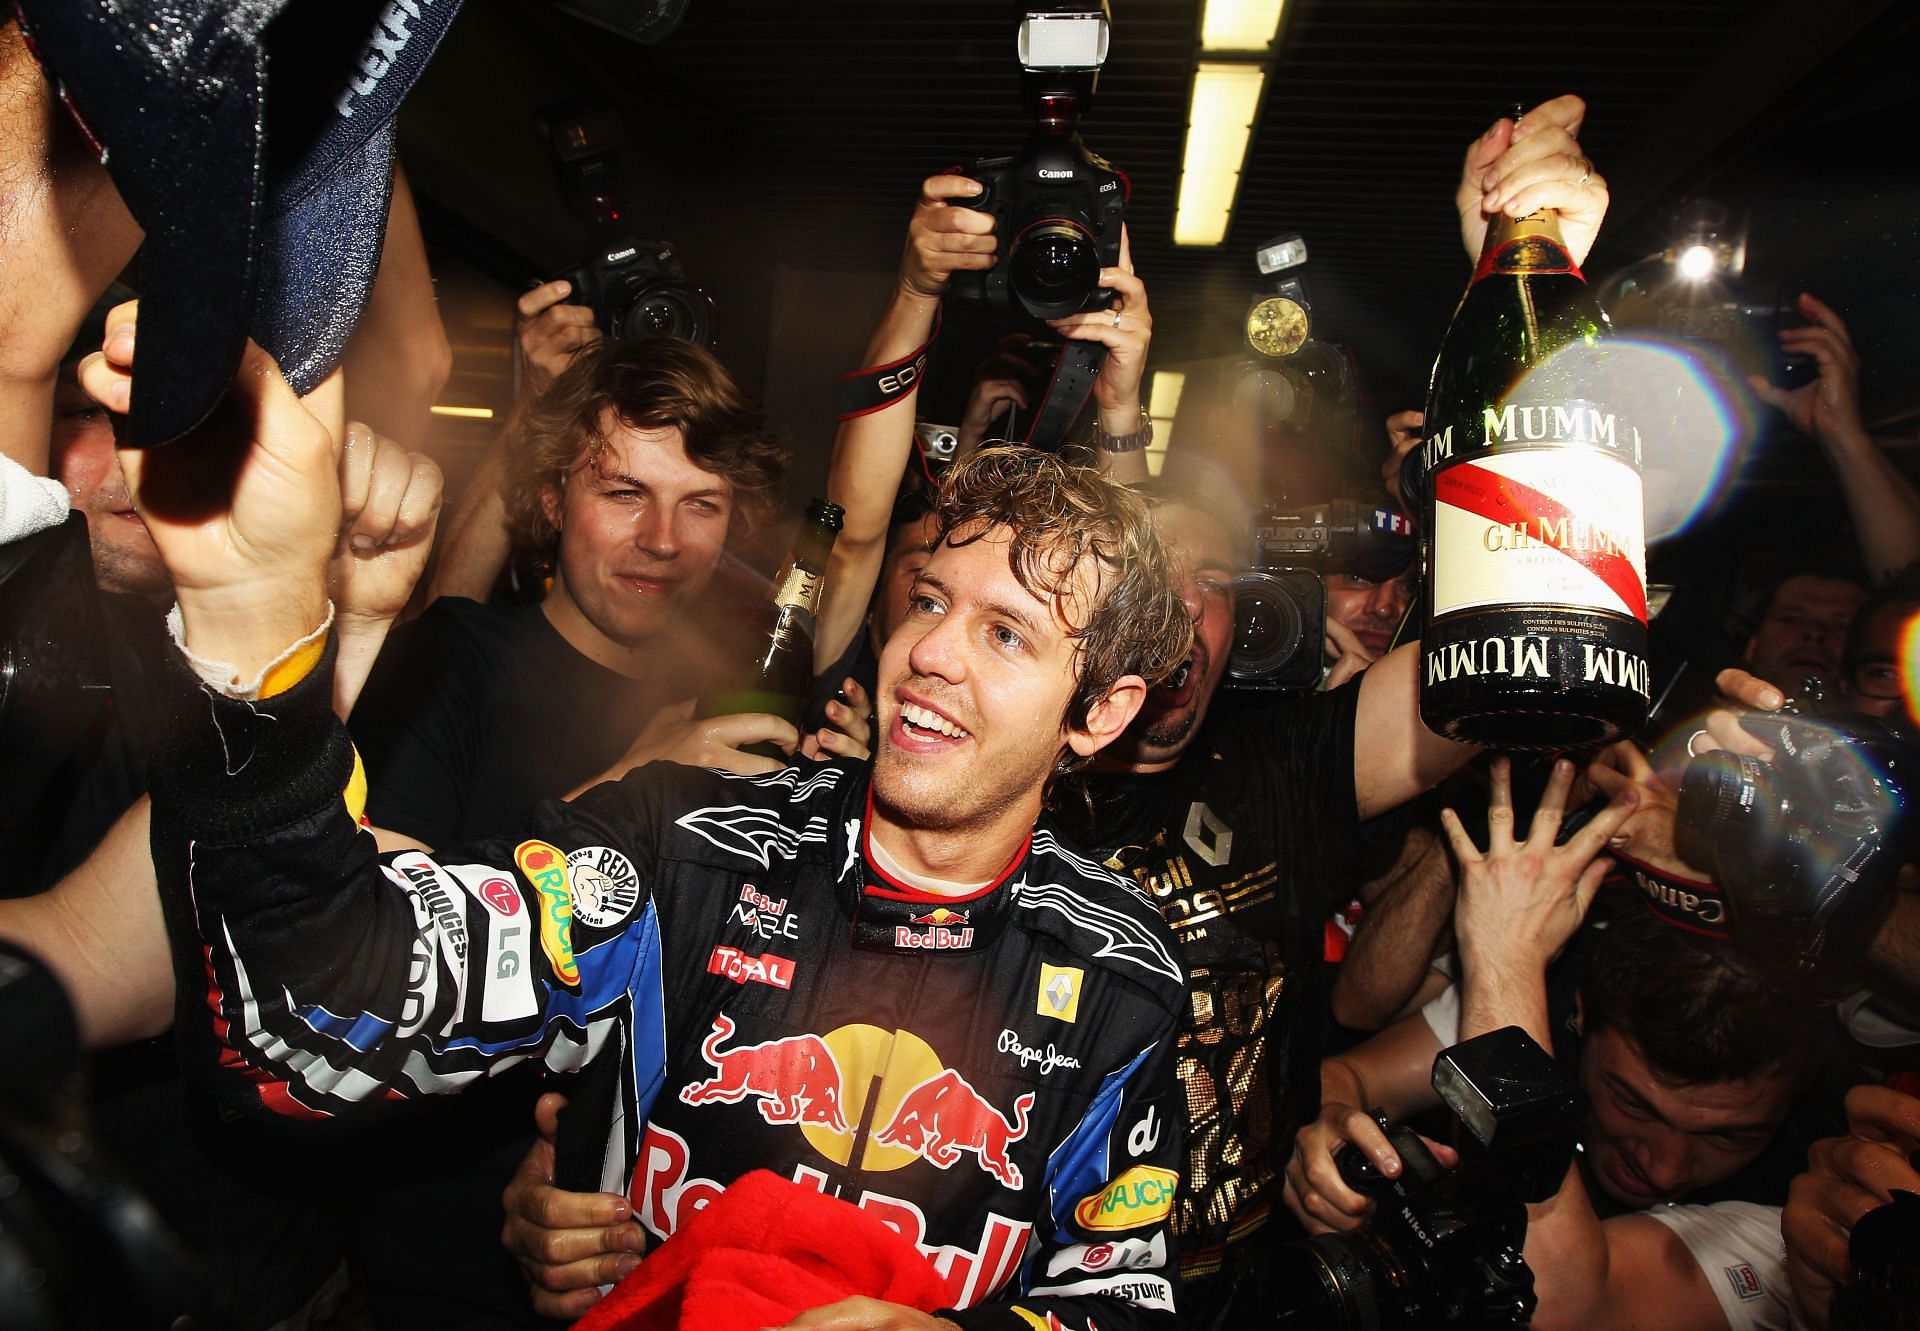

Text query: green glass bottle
(1411, 187), (1649, 750)
(697, 499), (845, 754)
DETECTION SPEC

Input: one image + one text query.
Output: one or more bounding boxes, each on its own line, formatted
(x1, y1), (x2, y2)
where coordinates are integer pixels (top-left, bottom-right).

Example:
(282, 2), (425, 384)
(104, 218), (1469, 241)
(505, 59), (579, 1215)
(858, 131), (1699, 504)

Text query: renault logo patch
(1037, 963), (1083, 1024)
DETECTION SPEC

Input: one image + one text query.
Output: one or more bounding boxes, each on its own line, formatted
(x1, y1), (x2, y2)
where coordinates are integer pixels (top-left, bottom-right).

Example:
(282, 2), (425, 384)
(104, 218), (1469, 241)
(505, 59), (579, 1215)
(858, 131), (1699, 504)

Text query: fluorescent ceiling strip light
(1149, 370), (1187, 420)
(1200, 0), (1286, 52)
(1173, 63), (1267, 247)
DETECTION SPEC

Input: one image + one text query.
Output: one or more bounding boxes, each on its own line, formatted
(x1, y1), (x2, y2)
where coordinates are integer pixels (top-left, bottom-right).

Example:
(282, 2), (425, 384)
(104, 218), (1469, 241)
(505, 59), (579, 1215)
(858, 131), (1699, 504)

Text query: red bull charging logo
(678, 1014), (848, 1132)
(874, 1069), (1034, 1189)
(677, 1015), (1032, 1189)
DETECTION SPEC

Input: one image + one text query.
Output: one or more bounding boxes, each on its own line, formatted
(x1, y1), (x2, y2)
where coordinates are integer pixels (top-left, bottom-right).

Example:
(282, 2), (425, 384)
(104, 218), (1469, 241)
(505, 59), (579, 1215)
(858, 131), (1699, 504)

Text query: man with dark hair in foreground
(1286, 758), (1838, 1331)
(86, 299), (1200, 1328)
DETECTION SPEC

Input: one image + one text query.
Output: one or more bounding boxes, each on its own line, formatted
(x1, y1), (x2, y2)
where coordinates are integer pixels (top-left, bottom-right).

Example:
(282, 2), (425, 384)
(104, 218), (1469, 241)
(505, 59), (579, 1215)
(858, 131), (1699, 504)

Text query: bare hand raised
(80, 300), (338, 679)
(899, 175), (997, 301)
(1457, 95), (1608, 267)
(1443, 756), (1636, 975)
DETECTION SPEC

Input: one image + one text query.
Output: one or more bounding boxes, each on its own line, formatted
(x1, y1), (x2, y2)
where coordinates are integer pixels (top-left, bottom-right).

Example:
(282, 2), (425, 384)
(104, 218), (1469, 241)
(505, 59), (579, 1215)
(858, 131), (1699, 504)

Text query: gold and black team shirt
(1066, 682), (1363, 1286)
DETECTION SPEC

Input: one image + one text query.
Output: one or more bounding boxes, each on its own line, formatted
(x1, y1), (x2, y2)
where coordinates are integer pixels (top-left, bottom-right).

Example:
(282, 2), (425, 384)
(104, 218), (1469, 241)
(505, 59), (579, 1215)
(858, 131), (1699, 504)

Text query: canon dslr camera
(553, 236), (715, 347)
(1675, 681), (1914, 991)
(1262, 1028), (1582, 1330)
(948, 3), (1126, 322)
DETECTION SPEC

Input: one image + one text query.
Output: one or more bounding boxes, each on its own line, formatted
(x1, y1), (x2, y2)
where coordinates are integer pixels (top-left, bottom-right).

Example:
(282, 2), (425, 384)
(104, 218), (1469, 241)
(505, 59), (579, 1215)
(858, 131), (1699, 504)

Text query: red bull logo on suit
(677, 1014), (1034, 1188)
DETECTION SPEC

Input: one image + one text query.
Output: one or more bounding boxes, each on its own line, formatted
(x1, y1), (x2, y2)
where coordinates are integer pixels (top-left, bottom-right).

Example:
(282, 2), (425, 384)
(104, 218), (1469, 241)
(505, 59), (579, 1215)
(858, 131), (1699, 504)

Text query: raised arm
(1329, 819), (1457, 1031)
(81, 303), (651, 1114)
(425, 279), (603, 605)
(339, 163), (452, 454)
(816, 175), (995, 666)
(1440, 760), (1729, 1331)
(1749, 293), (1920, 583)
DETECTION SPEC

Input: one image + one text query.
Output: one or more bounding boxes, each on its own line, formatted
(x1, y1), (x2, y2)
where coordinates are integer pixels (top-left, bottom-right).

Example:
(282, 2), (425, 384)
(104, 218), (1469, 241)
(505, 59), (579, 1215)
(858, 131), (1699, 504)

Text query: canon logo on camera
(1038, 168), (1074, 179)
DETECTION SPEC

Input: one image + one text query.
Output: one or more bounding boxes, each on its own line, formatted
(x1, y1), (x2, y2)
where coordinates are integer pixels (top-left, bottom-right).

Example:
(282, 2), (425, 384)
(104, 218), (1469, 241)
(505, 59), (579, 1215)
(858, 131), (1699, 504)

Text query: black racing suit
(150, 651), (1188, 1329)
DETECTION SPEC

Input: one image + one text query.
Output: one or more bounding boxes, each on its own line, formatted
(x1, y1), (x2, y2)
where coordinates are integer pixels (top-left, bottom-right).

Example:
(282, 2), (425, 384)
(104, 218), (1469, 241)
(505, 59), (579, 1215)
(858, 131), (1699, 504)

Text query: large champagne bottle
(1411, 197), (1649, 749)
(698, 498), (845, 744)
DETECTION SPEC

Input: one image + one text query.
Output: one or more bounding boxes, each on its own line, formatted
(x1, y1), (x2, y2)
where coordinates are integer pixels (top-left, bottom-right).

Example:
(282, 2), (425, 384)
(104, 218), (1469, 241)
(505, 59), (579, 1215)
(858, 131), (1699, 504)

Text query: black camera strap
(837, 309), (942, 424)
(1612, 851), (1733, 940)
(1021, 337), (1105, 453)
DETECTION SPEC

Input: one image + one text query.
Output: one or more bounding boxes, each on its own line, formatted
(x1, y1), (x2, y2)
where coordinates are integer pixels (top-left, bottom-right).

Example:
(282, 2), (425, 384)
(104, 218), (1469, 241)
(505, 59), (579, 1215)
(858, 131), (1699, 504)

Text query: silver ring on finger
(1575, 156), (1593, 187)
(1685, 728), (1710, 758)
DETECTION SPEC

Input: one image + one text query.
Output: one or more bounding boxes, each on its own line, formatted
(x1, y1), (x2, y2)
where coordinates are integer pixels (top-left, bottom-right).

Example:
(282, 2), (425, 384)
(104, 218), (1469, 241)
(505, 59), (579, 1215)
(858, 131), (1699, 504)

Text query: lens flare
(1677, 244), (1716, 281)
(1513, 337), (1754, 544)
(1897, 608), (1920, 728)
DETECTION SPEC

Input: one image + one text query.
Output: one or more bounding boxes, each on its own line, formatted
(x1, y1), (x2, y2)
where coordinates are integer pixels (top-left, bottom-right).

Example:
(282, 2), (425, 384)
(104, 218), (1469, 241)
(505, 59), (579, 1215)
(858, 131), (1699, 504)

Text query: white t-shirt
(1419, 984), (1793, 1331)
(1646, 1201), (1792, 1331)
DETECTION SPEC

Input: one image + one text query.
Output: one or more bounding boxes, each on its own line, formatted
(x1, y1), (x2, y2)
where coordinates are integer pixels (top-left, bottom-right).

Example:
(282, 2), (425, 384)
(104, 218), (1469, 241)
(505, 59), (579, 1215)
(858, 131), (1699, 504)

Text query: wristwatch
(1091, 408), (1153, 454)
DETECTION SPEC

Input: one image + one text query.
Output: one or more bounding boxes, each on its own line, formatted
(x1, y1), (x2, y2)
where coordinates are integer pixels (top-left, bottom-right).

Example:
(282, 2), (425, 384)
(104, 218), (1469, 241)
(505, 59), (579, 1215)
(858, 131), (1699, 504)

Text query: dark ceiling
(398, 0), (1920, 453)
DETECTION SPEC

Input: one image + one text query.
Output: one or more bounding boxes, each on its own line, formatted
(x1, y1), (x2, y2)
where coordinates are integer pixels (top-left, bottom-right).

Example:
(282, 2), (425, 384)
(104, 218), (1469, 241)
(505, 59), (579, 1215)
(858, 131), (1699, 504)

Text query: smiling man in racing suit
(93, 290), (1197, 1331)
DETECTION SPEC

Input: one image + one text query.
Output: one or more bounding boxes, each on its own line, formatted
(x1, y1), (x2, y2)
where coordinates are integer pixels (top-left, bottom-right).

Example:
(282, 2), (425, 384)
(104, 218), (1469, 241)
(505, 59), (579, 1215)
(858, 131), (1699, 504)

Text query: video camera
(1673, 680), (1914, 994)
(1228, 498), (1416, 691)
(551, 236), (716, 347)
(945, 2), (1126, 452)
(1263, 1028), (1583, 1330)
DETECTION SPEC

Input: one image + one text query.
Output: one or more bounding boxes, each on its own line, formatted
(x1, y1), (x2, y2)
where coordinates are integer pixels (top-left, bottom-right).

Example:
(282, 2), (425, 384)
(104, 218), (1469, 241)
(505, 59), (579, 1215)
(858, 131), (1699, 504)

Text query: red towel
(572, 1170), (951, 1331)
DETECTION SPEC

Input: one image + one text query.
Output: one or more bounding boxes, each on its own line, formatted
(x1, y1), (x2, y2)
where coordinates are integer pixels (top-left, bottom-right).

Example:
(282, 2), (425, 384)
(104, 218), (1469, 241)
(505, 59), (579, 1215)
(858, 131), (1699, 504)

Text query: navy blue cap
(14, 0), (462, 447)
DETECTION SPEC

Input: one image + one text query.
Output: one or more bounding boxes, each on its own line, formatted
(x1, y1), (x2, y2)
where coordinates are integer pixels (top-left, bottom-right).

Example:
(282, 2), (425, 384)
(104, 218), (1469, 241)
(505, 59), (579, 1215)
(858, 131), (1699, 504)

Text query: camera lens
(1234, 587), (1304, 667)
(1676, 751), (1757, 834)
(1237, 594), (1286, 657)
(608, 282), (715, 348)
(1009, 220), (1101, 318)
(1267, 1231), (1417, 1331)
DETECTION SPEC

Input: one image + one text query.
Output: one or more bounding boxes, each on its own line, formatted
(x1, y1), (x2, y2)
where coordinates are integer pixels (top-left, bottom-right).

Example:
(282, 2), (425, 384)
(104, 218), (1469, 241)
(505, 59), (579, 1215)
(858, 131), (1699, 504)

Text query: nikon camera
(1260, 1028), (1583, 1330)
(1674, 680), (1914, 994)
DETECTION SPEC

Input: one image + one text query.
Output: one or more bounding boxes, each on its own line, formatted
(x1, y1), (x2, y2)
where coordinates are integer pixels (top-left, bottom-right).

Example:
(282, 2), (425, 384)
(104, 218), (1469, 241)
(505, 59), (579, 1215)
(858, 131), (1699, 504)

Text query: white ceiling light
(1173, 63), (1267, 247)
(1200, 0), (1286, 52)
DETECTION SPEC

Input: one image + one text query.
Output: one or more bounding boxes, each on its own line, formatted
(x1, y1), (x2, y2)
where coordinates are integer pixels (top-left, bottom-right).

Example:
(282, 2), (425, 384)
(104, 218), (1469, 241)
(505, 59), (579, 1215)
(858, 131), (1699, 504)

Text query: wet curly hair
(934, 445), (1192, 782)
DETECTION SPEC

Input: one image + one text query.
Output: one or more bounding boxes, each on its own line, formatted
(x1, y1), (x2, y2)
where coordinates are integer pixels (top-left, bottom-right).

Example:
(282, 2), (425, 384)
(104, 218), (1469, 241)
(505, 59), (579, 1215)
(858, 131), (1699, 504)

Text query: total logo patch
(707, 945), (796, 990)
(1073, 1164), (1177, 1232)
(566, 845), (642, 928)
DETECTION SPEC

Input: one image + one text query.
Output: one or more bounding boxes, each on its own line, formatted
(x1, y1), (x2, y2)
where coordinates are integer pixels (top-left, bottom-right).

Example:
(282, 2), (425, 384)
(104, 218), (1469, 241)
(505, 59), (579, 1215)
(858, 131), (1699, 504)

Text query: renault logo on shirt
(1037, 963), (1082, 1023)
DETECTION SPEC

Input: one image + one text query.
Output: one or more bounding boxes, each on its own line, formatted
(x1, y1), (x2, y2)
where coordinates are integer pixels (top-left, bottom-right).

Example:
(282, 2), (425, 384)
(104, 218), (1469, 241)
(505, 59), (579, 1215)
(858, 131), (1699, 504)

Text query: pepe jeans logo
(997, 1029), (1082, 1076)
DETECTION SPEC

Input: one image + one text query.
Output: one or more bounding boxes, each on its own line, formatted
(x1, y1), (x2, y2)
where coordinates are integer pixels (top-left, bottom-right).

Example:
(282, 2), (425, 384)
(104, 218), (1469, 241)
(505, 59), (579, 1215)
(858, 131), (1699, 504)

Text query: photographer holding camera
(1285, 744), (1853, 1331)
(1782, 1082), (1920, 1330)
